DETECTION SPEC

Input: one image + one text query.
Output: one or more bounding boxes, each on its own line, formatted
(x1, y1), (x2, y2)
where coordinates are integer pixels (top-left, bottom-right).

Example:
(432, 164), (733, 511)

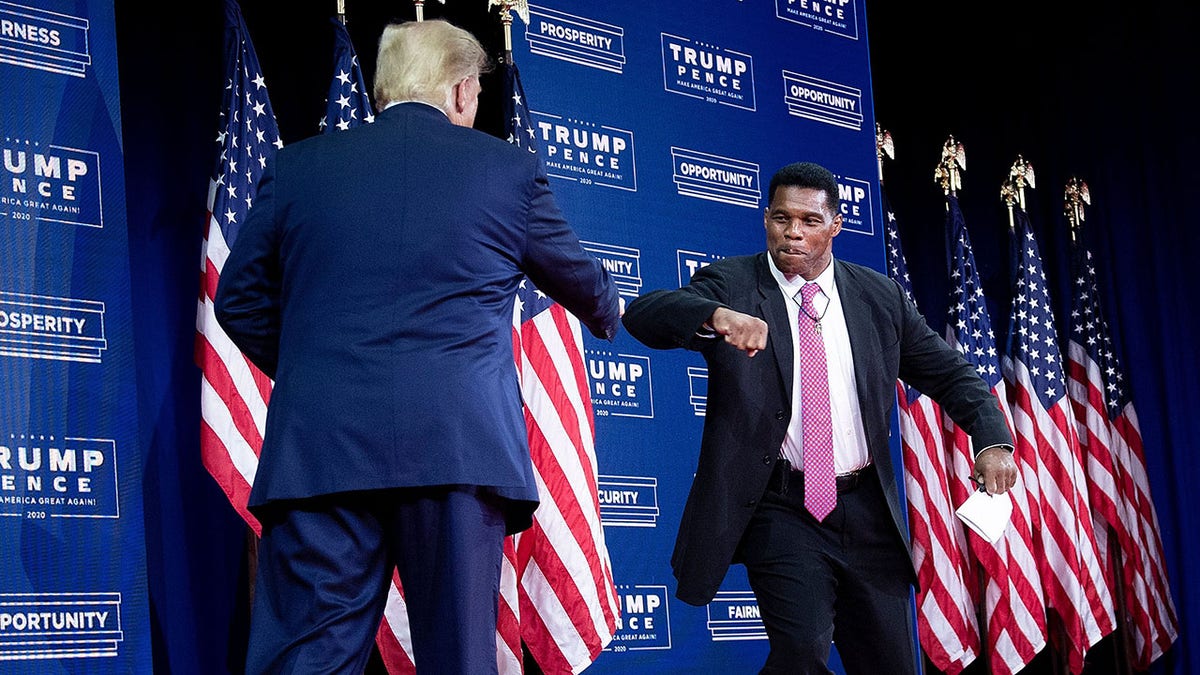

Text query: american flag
(502, 58), (620, 674)
(941, 195), (1047, 675)
(196, 0), (282, 536)
(1065, 243), (1178, 668)
(319, 17), (374, 134)
(1001, 206), (1113, 673)
(883, 190), (980, 674)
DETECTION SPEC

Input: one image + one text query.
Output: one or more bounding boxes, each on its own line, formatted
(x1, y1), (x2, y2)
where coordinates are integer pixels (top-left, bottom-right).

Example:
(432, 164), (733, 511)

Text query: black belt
(767, 459), (875, 495)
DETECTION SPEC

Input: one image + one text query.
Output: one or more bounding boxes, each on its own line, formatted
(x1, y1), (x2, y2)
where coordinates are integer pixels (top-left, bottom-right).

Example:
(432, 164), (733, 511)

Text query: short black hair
(767, 162), (840, 213)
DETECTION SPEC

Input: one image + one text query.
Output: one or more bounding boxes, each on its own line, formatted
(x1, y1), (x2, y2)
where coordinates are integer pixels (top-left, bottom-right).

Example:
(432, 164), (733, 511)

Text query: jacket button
(762, 455), (772, 465)
(775, 410), (785, 420)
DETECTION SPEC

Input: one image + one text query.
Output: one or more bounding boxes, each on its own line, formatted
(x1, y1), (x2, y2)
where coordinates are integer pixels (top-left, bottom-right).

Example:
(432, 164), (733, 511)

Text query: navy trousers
(245, 486), (507, 675)
(736, 464), (918, 675)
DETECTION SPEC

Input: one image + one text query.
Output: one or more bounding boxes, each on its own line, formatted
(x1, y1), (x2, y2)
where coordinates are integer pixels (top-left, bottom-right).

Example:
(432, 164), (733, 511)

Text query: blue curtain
(117, 3), (249, 673)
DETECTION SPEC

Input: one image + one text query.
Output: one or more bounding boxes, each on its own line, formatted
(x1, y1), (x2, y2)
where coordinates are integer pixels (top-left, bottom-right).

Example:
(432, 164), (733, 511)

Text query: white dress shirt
(768, 256), (871, 474)
(383, 99), (447, 118)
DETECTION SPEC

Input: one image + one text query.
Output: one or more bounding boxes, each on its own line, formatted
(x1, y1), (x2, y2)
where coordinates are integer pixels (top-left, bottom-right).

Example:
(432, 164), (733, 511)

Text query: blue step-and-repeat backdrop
(510, 1), (899, 671)
(0, 1), (150, 671)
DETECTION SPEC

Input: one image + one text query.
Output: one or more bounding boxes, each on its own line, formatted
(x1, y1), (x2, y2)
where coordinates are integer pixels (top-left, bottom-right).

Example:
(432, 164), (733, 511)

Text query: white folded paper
(954, 489), (1013, 543)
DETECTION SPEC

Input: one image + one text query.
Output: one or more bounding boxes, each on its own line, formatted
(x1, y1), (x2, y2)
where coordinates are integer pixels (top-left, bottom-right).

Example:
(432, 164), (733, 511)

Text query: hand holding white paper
(955, 489), (1013, 543)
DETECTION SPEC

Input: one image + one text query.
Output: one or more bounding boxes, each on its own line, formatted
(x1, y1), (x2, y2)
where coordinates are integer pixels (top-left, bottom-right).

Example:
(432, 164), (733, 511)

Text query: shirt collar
(767, 254), (837, 296)
(383, 99), (449, 120)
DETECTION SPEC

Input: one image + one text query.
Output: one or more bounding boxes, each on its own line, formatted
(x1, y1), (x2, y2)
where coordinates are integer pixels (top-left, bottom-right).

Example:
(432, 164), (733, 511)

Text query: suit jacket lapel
(835, 260), (883, 446)
(756, 253), (794, 403)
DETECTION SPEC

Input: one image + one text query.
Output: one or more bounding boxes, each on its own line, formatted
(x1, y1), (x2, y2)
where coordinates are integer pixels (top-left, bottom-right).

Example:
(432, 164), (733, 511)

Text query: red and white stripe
(1066, 340), (1156, 665)
(898, 384), (980, 674)
(1004, 356), (1114, 674)
(198, 183), (269, 535)
(1111, 405), (1179, 666)
(1065, 340), (1126, 559)
(497, 539), (524, 673)
(943, 377), (1048, 672)
(941, 377), (1047, 675)
(511, 302), (619, 673)
(376, 571), (416, 674)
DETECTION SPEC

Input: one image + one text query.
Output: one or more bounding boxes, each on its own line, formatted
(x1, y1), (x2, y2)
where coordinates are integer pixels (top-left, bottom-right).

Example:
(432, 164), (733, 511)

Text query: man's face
(763, 185), (842, 280)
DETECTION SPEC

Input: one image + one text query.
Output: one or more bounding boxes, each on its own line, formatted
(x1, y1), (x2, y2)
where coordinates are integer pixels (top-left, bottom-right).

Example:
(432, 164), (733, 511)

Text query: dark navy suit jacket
(621, 254), (1012, 605)
(214, 102), (620, 533)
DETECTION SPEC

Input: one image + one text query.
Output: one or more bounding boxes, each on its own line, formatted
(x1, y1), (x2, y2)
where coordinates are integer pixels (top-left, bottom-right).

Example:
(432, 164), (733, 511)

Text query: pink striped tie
(798, 283), (836, 521)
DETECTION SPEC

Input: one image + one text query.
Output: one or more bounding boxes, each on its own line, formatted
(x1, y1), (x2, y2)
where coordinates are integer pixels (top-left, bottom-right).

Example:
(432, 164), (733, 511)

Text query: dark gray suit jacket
(622, 253), (1012, 605)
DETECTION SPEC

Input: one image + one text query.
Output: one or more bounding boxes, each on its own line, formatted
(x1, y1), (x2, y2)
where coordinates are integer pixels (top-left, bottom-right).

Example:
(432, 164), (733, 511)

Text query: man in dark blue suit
(622, 162), (1017, 674)
(215, 19), (620, 674)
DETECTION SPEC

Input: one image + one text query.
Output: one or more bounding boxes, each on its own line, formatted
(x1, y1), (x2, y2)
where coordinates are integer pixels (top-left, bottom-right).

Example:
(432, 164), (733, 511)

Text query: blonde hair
(373, 19), (490, 112)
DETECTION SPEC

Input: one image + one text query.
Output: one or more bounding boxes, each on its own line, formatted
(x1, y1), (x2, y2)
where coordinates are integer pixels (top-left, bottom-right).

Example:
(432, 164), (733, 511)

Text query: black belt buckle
(835, 464), (873, 494)
(769, 460), (874, 495)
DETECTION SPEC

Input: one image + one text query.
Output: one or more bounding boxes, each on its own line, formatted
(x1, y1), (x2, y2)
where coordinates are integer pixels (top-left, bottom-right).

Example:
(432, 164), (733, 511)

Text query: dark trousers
(245, 486), (507, 675)
(736, 463), (917, 675)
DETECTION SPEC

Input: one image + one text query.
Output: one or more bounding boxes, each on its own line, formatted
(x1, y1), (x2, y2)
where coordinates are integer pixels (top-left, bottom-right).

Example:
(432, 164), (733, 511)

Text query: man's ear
(451, 79), (467, 115)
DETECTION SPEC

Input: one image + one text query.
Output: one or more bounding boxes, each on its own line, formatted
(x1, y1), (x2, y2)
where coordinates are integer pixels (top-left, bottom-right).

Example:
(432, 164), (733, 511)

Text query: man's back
(223, 21), (622, 673)
(215, 101), (619, 512)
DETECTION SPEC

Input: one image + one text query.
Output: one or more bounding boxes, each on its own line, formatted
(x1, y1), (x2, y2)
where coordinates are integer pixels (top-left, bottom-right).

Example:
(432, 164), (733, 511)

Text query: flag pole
(875, 123), (893, 184)
(336, 0), (346, 24)
(1001, 179), (1018, 231)
(496, 1), (514, 61)
(1063, 177), (1090, 243)
(934, 135), (966, 210)
(998, 158), (1026, 232)
(1001, 156), (1034, 231)
(489, 0), (530, 64)
(413, 0), (445, 22)
(1011, 155), (1036, 211)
